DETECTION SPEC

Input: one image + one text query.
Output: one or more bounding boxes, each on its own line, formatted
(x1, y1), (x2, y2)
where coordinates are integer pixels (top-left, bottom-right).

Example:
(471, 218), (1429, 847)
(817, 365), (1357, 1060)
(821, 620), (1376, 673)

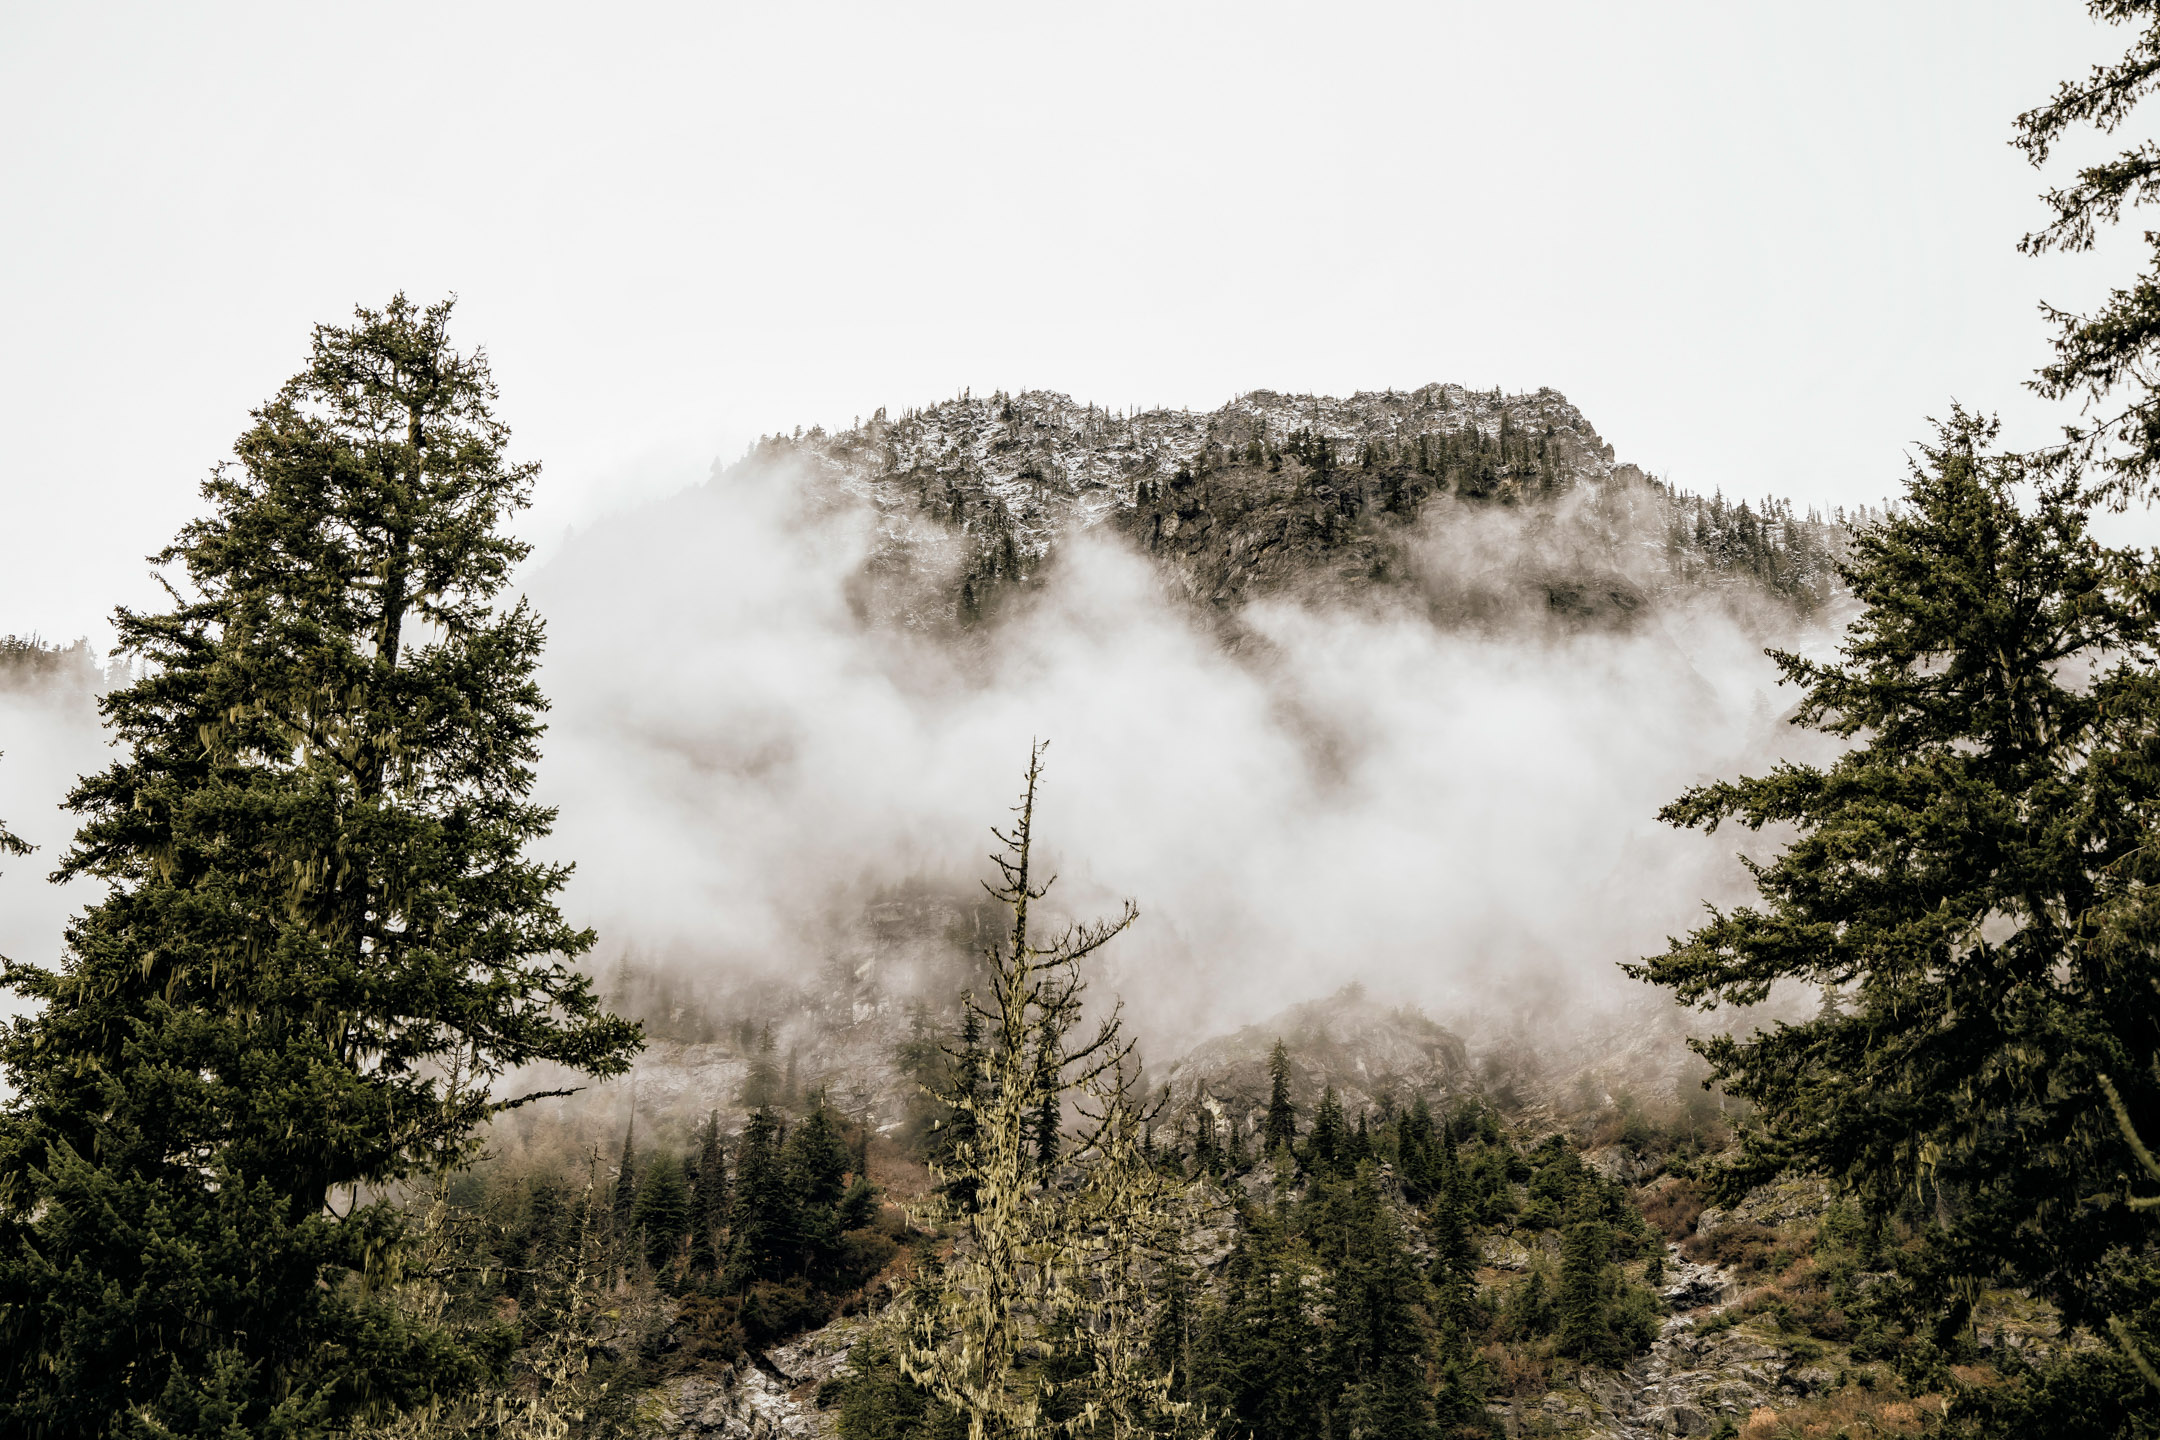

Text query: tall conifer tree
(689, 1110), (728, 1274)
(1263, 1040), (1297, 1155)
(0, 297), (641, 1436)
(1631, 411), (2160, 1323)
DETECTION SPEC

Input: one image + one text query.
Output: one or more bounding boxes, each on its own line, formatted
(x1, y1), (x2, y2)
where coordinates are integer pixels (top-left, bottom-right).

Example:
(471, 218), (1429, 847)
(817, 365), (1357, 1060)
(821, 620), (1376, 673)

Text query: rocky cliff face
(750, 385), (1842, 630)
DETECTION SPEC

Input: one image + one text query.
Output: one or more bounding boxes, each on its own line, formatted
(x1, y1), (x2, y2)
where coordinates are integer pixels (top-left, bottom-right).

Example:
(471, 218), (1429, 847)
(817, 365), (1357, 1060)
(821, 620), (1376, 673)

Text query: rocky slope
(748, 385), (1845, 629)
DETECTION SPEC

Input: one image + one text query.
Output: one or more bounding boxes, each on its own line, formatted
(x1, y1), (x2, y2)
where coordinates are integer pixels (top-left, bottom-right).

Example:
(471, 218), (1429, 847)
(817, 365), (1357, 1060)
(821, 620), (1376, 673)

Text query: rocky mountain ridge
(743, 385), (1848, 625)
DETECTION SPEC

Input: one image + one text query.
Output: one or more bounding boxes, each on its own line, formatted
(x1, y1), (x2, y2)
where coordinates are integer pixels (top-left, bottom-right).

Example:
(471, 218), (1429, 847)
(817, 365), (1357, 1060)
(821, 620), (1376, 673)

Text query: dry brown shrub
(1481, 1342), (1551, 1397)
(1738, 1406), (1781, 1440)
(1637, 1177), (1706, 1240)
(1683, 1220), (1782, 1271)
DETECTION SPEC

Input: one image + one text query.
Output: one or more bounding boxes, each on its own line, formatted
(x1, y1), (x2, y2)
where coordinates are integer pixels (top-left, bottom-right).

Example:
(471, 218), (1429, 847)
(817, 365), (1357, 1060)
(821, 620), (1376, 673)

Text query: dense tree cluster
(837, 1055), (1667, 1440)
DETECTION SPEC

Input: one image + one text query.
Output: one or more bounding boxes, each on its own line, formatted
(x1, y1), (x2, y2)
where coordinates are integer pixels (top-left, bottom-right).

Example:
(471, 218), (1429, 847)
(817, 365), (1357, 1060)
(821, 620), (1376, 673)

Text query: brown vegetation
(1637, 1177), (1706, 1241)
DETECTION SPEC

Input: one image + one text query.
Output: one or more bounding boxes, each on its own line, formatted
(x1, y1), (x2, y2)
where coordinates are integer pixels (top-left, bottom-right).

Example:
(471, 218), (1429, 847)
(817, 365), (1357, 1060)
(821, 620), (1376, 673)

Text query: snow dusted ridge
(747, 384), (1626, 561)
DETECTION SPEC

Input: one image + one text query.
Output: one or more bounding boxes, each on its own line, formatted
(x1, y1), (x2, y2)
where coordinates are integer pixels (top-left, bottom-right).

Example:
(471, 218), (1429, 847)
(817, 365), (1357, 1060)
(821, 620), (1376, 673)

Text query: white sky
(2, 1), (2150, 645)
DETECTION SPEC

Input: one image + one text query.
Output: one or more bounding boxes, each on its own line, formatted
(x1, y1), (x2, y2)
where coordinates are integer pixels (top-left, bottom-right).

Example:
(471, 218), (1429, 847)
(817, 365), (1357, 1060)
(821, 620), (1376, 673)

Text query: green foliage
(2016, 0), (2160, 505)
(1263, 1040), (1297, 1155)
(1305, 1086), (1349, 1177)
(0, 296), (641, 1438)
(832, 1336), (969, 1440)
(633, 1152), (691, 1271)
(725, 1107), (793, 1288)
(1946, 1328), (2160, 1439)
(1630, 410), (2160, 1325)
(689, 1110), (727, 1274)
(1315, 1167), (1442, 1440)
(1553, 1219), (1659, 1366)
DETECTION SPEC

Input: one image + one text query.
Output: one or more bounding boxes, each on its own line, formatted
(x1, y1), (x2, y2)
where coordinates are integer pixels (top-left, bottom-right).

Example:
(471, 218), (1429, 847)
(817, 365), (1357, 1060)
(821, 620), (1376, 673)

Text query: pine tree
(1427, 1167), (1479, 1334)
(1264, 1041), (1298, 1155)
(0, 296), (640, 1436)
(1031, 1038), (1061, 1178)
(1326, 1166), (1439, 1440)
(785, 1095), (875, 1283)
(1192, 1104), (1220, 1177)
(1629, 410), (2160, 1326)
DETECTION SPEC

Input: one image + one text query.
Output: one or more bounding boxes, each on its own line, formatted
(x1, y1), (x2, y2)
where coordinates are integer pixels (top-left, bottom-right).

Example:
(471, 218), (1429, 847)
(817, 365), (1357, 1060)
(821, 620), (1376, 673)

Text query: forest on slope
(11, 7), (2160, 1439)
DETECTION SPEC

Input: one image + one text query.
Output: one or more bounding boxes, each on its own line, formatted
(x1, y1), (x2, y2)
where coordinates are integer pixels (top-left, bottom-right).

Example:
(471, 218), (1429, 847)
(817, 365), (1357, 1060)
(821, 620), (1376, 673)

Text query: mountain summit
(747, 384), (1846, 625)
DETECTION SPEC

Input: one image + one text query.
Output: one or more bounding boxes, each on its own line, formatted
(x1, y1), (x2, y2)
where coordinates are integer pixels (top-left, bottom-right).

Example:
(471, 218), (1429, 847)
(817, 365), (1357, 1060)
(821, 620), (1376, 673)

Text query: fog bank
(527, 453), (1843, 1055)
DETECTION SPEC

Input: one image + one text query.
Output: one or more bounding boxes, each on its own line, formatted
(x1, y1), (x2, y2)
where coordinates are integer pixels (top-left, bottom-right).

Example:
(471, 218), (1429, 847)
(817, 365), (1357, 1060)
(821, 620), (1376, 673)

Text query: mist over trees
(16, 10), (2160, 1440)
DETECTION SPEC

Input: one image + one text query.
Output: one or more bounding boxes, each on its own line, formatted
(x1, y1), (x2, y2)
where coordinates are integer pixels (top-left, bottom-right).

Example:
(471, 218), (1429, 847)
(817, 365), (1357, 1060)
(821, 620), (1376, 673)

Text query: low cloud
(528, 453), (1843, 1057)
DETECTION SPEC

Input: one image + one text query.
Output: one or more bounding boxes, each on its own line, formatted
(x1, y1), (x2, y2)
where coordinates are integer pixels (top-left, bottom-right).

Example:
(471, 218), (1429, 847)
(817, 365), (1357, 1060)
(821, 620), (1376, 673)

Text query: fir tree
(726, 1107), (792, 1289)
(935, 1001), (986, 1213)
(1306, 1087), (1347, 1177)
(743, 1020), (780, 1109)
(895, 745), (1192, 1438)
(689, 1110), (728, 1275)
(1201, 1205), (1321, 1440)
(612, 1111), (640, 1240)
(0, 297), (640, 1437)
(1323, 1167), (1439, 1440)
(1031, 1038), (1061, 1178)
(1264, 1040), (1298, 1155)
(1427, 1176), (1479, 1333)
(1555, 1219), (1613, 1363)
(2016, 3), (2160, 503)
(1192, 1104), (1219, 1176)
(633, 1152), (691, 1273)
(1629, 411), (2160, 1325)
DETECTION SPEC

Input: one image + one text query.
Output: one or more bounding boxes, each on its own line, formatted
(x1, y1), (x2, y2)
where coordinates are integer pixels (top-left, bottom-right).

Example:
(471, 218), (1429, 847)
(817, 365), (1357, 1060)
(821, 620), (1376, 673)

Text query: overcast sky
(1, 1), (2147, 645)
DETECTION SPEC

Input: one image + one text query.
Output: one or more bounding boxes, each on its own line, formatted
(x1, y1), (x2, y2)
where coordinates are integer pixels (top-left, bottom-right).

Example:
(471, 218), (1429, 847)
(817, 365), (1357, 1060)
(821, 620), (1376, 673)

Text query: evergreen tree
(1306, 1087), (1347, 1177)
(1501, 1269), (1554, 1342)
(689, 1110), (727, 1275)
(612, 1111), (640, 1240)
(784, 1095), (876, 1282)
(935, 1002), (985, 1213)
(1031, 1038), (1061, 1178)
(2016, 2), (2160, 503)
(726, 1107), (793, 1288)
(1201, 1205), (1321, 1440)
(1632, 411), (2160, 1325)
(1192, 1104), (1219, 1176)
(1556, 1219), (1614, 1363)
(1428, 1178), (1479, 1333)
(1264, 1040), (1298, 1155)
(743, 1020), (780, 1109)
(0, 296), (640, 1437)
(896, 746), (1189, 1438)
(1323, 1167), (1439, 1440)
(1395, 1100), (1438, 1203)
(632, 1151), (691, 1273)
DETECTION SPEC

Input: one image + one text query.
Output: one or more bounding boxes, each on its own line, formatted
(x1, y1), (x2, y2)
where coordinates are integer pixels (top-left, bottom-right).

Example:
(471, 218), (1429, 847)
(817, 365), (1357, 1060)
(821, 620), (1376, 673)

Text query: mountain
(447, 385), (1938, 1439)
(754, 384), (1848, 629)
